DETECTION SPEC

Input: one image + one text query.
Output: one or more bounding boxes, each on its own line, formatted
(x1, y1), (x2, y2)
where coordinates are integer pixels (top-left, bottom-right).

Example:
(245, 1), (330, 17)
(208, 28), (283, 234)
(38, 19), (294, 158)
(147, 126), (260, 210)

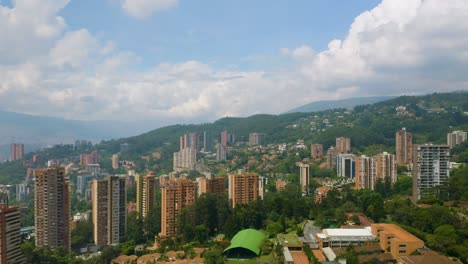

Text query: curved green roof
(224, 229), (266, 256)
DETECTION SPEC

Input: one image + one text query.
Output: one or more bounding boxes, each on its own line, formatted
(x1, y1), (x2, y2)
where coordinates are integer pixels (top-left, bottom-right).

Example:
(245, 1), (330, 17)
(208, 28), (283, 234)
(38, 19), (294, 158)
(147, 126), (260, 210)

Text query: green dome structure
(224, 229), (266, 258)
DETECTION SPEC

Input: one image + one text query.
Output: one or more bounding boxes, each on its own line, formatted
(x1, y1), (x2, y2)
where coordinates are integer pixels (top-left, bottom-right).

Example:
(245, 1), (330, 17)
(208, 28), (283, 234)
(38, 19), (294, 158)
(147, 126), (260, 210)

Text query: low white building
(317, 227), (375, 248)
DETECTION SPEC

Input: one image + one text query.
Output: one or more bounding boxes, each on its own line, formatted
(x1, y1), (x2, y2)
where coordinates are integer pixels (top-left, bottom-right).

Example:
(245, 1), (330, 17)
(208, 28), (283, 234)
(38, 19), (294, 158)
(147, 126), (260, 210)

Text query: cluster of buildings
(0, 123), (464, 263)
(314, 128), (465, 202)
(279, 218), (433, 263)
(173, 130), (237, 167)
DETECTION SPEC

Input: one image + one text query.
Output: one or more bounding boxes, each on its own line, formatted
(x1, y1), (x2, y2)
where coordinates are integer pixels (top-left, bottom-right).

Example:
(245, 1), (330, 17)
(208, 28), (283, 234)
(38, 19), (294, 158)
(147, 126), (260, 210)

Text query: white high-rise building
(412, 144), (450, 202)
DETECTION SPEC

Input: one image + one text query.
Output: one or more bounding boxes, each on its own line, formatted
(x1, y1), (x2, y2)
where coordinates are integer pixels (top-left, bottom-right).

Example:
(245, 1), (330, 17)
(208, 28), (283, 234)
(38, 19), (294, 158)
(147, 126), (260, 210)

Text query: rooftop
(372, 224), (423, 243)
(323, 227), (373, 237)
(277, 233), (302, 247)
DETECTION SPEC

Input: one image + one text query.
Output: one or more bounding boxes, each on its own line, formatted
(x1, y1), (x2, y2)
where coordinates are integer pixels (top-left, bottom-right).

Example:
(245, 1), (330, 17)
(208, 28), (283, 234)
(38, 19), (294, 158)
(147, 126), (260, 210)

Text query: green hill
(1, 91), (467, 184)
(97, 91), (468, 157)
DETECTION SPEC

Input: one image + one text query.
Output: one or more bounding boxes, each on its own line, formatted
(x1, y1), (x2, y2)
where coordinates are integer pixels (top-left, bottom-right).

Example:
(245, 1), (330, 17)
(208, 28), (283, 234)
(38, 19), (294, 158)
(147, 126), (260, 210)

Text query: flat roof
(291, 251), (309, 264)
(322, 247), (336, 261)
(372, 224), (423, 243)
(323, 227), (373, 237)
(283, 247), (293, 262)
(278, 233), (302, 246)
(312, 250), (327, 262)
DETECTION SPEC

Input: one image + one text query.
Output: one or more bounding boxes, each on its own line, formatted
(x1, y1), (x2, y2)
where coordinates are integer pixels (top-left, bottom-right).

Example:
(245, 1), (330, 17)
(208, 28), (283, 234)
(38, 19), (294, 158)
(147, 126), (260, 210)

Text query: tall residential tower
(34, 167), (70, 249)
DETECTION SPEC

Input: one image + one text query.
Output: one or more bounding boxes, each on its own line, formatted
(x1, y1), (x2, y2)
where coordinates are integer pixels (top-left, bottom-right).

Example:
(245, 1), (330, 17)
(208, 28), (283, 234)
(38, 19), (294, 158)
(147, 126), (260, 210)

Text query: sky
(0, 0), (467, 125)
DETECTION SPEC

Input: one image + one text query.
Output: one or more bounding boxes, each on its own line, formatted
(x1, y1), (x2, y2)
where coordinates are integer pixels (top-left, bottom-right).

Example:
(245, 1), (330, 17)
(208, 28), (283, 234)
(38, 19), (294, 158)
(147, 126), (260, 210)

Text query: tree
(127, 211), (144, 244)
(266, 222), (283, 238)
(71, 220), (93, 248)
(204, 244), (225, 264)
(344, 245), (359, 264)
(428, 225), (457, 250)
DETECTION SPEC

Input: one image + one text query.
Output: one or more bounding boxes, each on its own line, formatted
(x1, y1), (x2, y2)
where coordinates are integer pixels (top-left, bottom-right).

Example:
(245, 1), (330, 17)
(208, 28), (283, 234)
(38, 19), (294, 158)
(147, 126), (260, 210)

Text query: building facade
(10, 143), (24, 161)
(160, 180), (197, 237)
(216, 145), (227, 161)
(311, 144), (324, 159)
(371, 224), (424, 259)
(396, 128), (412, 166)
(326, 147), (338, 169)
(335, 137), (351, 154)
(298, 163), (310, 194)
(34, 167), (70, 249)
(136, 173), (158, 219)
(336, 154), (355, 178)
(355, 155), (377, 190)
(228, 173), (261, 208)
(80, 150), (99, 166)
(197, 177), (226, 196)
(92, 176), (126, 246)
(112, 154), (119, 169)
(376, 152), (397, 184)
(447, 130), (467, 148)
(0, 204), (25, 264)
(412, 144), (450, 202)
(173, 147), (197, 171)
(249, 133), (266, 146)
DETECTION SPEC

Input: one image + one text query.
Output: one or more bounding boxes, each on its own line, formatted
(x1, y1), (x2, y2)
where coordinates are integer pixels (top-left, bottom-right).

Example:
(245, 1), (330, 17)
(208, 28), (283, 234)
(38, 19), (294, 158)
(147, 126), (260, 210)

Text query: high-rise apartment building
(447, 130), (467, 148)
(326, 147), (338, 169)
(249, 133), (266, 146)
(216, 145), (227, 161)
(92, 176), (126, 246)
(136, 173), (158, 219)
(112, 154), (119, 169)
(396, 128), (412, 166)
(197, 177), (226, 196)
(160, 180), (197, 237)
(412, 144), (450, 202)
(34, 167), (70, 249)
(336, 154), (355, 178)
(80, 150), (99, 166)
(174, 133), (198, 171)
(202, 131), (213, 151)
(10, 143), (24, 161)
(188, 132), (199, 152)
(335, 137), (351, 153)
(220, 130), (228, 147)
(173, 147), (197, 171)
(298, 163), (310, 194)
(228, 173), (261, 208)
(0, 204), (25, 264)
(355, 155), (377, 190)
(311, 144), (324, 159)
(376, 152), (397, 184)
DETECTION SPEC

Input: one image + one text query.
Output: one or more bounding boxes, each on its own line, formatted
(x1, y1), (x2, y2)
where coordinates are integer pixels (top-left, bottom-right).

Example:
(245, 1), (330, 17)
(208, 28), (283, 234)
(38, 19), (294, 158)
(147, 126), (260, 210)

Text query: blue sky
(59, 0), (380, 70)
(0, 0), (466, 123)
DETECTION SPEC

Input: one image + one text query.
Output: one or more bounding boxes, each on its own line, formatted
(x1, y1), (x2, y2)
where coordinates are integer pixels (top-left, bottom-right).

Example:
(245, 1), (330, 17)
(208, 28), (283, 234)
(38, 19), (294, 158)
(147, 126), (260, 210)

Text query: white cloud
(0, 0), (468, 124)
(299, 0), (468, 95)
(0, 0), (68, 64)
(292, 45), (314, 60)
(121, 0), (178, 19)
(50, 29), (98, 68)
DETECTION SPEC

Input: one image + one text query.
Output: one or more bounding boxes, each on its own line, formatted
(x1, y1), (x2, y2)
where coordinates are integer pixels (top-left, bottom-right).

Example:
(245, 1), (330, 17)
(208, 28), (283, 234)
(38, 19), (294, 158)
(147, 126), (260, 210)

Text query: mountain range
(285, 95), (397, 113)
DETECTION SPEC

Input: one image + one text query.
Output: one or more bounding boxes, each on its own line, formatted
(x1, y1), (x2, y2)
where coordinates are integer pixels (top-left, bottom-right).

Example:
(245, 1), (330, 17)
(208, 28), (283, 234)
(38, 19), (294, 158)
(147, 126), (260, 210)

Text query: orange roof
(372, 224), (423, 243)
(112, 255), (138, 264)
(312, 250), (326, 262)
(137, 253), (161, 264)
(290, 251), (309, 264)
